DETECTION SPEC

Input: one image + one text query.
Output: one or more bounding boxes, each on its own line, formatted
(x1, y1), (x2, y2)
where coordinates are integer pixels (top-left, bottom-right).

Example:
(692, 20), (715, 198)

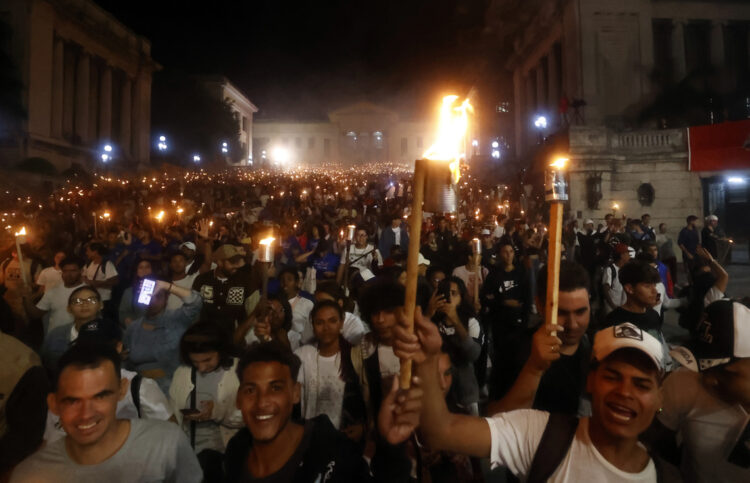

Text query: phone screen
(137, 279), (156, 305)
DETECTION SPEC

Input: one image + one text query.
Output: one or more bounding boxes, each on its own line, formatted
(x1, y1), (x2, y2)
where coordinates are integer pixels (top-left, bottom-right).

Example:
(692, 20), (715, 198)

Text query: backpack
(527, 413), (663, 482)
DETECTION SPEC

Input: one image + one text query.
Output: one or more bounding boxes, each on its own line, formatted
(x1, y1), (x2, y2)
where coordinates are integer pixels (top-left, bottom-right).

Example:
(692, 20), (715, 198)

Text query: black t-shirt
(481, 266), (528, 329)
(490, 328), (591, 414)
(603, 307), (662, 336)
(192, 264), (260, 333)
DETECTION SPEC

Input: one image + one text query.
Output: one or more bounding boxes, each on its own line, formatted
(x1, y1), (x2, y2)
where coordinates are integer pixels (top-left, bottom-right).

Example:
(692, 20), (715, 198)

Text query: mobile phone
(137, 279), (157, 305)
(180, 408), (200, 416)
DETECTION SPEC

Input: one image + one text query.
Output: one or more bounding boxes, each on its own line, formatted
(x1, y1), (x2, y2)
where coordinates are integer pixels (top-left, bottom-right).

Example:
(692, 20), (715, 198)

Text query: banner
(688, 120), (750, 172)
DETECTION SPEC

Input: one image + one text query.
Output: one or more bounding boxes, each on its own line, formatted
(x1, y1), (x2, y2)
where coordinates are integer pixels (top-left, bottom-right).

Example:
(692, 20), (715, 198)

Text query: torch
(14, 227), (29, 287)
(400, 95), (471, 389)
(544, 157), (568, 337)
(258, 237), (274, 297)
(342, 224), (356, 294)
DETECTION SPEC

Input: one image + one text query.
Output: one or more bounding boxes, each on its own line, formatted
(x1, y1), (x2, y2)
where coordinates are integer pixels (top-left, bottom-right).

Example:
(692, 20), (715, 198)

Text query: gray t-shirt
(11, 419), (202, 483)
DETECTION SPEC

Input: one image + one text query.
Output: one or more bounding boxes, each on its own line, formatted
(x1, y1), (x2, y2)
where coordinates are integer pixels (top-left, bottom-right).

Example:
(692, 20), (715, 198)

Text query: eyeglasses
(72, 296), (99, 306)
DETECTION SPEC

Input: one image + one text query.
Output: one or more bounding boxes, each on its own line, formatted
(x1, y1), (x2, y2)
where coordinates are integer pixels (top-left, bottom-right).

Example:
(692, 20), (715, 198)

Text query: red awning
(688, 120), (750, 172)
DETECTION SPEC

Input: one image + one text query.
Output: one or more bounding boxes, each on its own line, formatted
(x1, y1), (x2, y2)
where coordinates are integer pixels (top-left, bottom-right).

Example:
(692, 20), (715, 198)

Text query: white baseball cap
(417, 253), (431, 266)
(593, 323), (666, 373)
(180, 241), (197, 251)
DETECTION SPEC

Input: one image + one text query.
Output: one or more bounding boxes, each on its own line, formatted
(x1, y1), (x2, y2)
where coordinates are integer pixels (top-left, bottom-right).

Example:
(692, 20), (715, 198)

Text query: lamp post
(544, 157), (568, 337)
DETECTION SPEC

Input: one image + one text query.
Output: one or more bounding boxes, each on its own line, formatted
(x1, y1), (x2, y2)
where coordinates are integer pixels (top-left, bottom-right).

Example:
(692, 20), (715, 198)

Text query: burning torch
(544, 157), (568, 337)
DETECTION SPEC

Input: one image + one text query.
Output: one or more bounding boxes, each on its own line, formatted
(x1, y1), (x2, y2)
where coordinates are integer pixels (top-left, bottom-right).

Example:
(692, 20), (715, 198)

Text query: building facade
(498, 0), (750, 239)
(1, 0), (159, 171)
(252, 102), (434, 166)
(202, 77), (258, 166)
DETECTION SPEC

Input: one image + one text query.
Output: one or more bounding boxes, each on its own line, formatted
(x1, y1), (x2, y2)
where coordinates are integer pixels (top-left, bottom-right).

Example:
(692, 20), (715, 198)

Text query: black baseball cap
(75, 318), (123, 344)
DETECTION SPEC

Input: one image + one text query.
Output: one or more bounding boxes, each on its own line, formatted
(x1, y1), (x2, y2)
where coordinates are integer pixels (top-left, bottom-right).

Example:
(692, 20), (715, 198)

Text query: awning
(688, 120), (750, 172)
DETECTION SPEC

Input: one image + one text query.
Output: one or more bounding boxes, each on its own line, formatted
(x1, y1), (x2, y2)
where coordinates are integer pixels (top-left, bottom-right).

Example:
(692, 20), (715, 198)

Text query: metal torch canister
(472, 237), (481, 255)
(545, 166), (569, 202)
(347, 225), (356, 242)
(259, 240), (274, 263)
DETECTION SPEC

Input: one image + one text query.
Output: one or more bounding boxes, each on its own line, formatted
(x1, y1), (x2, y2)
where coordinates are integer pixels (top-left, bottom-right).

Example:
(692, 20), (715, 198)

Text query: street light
(101, 144), (113, 163)
(534, 115), (548, 129)
(492, 150), (501, 159)
(157, 135), (168, 151)
(192, 154), (201, 163)
(491, 140), (499, 149)
(221, 141), (229, 154)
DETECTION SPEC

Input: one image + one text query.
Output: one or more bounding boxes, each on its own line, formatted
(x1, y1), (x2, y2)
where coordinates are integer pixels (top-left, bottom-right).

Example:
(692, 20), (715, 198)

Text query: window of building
(242, 116), (248, 132)
(652, 19), (673, 79)
(308, 137), (315, 149)
(373, 131), (384, 149)
(346, 131), (357, 149)
(324, 138), (331, 155)
(496, 101), (511, 113)
(295, 137), (302, 148)
(725, 22), (749, 91)
(401, 137), (408, 155)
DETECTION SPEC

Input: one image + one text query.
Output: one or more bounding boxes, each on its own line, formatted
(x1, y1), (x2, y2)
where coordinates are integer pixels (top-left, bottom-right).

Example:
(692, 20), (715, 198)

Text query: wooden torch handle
(545, 202), (564, 336)
(400, 159), (427, 389)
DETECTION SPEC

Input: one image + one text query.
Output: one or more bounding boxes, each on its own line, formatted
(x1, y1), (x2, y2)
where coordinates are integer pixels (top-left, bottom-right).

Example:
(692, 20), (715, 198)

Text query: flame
(259, 237), (275, 246)
(550, 157), (569, 169)
(612, 203), (620, 211)
(15, 226), (26, 236)
(155, 210), (165, 221)
(103, 212), (110, 219)
(423, 95), (473, 184)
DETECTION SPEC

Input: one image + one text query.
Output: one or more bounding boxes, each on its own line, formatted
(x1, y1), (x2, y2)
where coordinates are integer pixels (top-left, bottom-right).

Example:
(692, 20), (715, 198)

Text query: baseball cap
(213, 244), (246, 262)
(481, 229), (491, 236)
(75, 318), (123, 343)
(584, 219), (594, 225)
(417, 253), (430, 266)
(593, 323), (665, 374)
(670, 300), (750, 372)
(180, 241), (196, 251)
(705, 214), (718, 222)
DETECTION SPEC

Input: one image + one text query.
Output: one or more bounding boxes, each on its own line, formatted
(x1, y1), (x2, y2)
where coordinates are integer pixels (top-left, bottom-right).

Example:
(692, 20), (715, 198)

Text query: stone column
(99, 66), (112, 140)
(120, 75), (132, 156)
(88, 62), (99, 141)
(131, 71), (152, 167)
(710, 21), (725, 68)
(51, 38), (64, 138)
(671, 20), (687, 80)
(548, 49), (560, 125)
(513, 69), (524, 157)
(62, 45), (75, 139)
(536, 60), (546, 111)
(74, 50), (90, 144)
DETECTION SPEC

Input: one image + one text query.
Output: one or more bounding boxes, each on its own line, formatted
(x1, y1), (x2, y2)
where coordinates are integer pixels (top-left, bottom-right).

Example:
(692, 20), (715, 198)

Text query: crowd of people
(0, 163), (747, 482)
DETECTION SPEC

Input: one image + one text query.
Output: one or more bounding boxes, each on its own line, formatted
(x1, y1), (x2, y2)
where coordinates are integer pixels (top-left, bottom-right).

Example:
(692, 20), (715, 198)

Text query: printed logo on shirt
(200, 285), (214, 302)
(697, 314), (714, 344)
(226, 286), (245, 305)
(614, 324), (643, 341)
(498, 280), (517, 293)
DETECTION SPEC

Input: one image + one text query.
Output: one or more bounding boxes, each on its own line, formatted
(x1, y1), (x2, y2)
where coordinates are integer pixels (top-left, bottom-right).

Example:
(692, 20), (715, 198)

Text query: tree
(151, 69), (241, 166)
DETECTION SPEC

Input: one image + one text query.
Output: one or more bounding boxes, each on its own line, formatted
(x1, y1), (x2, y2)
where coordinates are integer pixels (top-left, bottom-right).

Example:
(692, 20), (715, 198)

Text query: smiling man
(488, 261), (592, 415)
(224, 341), (369, 482)
(394, 315), (666, 482)
(11, 341), (201, 482)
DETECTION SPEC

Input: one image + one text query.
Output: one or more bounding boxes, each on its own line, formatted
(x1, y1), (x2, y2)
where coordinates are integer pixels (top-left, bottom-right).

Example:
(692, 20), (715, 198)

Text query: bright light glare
(101, 154), (110, 162)
(192, 154), (201, 162)
(727, 177), (746, 184)
(471, 139), (479, 147)
(491, 141), (499, 148)
(271, 146), (291, 164)
(104, 144), (113, 152)
(492, 150), (500, 159)
(534, 116), (547, 129)
(159, 135), (166, 142)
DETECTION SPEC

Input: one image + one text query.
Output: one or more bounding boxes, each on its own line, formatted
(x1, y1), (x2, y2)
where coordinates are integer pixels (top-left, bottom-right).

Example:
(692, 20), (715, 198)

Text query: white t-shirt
(36, 267), (62, 291)
(289, 294), (315, 342)
(452, 265), (489, 300)
(340, 244), (384, 272)
(486, 410), (656, 482)
(166, 274), (198, 311)
(37, 282), (87, 334)
(44, 369), (172, 444)
(493, 225), (505, 240)
(602, 264), (626, 314)
(377, 345), (401, 378)
(83, 260), (118, 301)
(295, 345), (346, 429)
(659, 368), (750, 482)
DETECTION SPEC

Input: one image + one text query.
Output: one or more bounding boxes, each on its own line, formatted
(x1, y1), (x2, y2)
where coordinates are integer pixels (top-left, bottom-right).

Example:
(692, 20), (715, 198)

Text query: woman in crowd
(433, 277), (482, 415)
(294, 300), (366, 443)
(169, 322), (243, 483)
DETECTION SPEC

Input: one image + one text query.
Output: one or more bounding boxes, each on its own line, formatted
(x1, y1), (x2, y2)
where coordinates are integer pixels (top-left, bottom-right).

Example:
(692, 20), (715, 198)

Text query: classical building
(252, 102), (435, 166)
(497, 0), (750, 238)
(201, 77), (258, 166)
(1, 0), (159, 171)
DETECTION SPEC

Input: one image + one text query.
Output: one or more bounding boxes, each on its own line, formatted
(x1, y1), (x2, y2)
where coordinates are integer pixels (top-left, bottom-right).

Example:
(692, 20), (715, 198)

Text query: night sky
(95, 0), (493, 120)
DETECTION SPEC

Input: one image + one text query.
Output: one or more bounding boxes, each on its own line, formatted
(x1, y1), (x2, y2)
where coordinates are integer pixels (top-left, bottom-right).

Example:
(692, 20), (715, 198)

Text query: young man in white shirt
(278, 267), (315, 344)
(653, 300), (750, 482)
(23, 256), (86, 335)
(393, 314), (666, 482)
(35, 251), (66, 292)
